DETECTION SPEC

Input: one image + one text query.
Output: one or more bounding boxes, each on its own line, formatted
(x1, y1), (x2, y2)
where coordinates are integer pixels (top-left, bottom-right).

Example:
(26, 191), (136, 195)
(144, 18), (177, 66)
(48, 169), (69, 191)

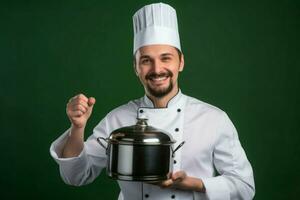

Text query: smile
(149, 76), (169, 82)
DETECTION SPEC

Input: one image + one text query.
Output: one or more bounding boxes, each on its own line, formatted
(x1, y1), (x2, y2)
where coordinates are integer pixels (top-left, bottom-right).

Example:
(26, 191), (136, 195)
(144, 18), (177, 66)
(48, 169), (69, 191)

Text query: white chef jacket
(50, 90), (255, 200)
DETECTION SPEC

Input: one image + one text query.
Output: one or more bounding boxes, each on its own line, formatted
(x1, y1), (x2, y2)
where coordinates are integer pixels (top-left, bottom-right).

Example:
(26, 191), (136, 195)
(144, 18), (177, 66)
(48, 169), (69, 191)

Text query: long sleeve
(49, 118), (108, 186)
(195, 112), (255, 200)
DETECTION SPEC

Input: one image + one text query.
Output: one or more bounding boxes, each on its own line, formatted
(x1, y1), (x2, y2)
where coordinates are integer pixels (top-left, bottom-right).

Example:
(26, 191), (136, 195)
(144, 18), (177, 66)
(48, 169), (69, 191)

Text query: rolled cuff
(199, 176), (230, 200)
(49, 128), (87, 165)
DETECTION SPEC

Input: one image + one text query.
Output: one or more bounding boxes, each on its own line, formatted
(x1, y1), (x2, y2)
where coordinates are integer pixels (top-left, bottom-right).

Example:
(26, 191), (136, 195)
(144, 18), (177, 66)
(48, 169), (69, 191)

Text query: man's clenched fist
(66, 94), (96, 128)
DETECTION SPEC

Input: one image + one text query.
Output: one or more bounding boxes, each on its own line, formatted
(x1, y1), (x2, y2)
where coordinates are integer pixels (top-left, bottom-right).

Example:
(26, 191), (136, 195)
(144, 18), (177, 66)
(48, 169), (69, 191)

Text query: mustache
(145, 70), (173, 80)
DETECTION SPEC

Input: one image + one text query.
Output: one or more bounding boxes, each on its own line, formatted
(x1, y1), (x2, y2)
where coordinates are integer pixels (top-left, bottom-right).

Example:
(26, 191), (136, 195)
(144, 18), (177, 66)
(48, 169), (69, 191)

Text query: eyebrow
(140, 55), (151, 59)
(139, 53), (174, 59)
(160, 53), (174, 57)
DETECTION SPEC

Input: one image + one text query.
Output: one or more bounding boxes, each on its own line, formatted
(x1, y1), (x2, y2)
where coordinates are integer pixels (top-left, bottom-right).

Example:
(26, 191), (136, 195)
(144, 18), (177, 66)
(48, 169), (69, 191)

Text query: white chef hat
(132, 2), (181, 54)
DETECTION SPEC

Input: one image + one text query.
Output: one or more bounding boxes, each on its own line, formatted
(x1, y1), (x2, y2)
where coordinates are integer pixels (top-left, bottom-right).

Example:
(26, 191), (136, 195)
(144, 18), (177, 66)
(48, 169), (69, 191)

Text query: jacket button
(175, 128), (179, 132)
(171, 194), (176, 199)
(177, 108), (181, 112)
(145, 194), (149, 198)
(173, 160), (177, 164)
(139, 109), (144, 113)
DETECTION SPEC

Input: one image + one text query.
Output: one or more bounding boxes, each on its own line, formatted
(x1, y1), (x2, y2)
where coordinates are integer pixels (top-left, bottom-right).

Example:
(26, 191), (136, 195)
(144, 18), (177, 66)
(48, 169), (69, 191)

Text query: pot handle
(172, 141), (185, 157)
(97, 137), (108, 150)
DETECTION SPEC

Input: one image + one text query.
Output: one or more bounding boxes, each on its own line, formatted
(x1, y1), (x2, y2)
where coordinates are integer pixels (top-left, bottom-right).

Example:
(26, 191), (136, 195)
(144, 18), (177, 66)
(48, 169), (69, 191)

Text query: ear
(133, 56), (139, 76)
(179, 53), (184, 72)
(133, 65), (139, 76)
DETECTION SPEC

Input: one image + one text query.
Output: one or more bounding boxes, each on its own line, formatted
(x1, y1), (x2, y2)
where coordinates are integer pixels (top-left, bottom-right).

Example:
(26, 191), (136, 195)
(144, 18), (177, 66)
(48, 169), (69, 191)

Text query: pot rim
(108, 139), (176, 145)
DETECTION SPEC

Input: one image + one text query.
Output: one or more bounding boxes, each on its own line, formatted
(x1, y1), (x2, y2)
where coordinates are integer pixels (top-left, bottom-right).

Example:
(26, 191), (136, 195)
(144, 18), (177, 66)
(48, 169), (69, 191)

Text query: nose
(152, 59), (163, 73)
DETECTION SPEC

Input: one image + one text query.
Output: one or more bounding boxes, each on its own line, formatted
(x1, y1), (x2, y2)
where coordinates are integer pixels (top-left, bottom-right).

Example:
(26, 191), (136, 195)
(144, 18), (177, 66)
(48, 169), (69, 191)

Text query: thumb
(88, 97), (96, 107)
(172, 171), (186, 181)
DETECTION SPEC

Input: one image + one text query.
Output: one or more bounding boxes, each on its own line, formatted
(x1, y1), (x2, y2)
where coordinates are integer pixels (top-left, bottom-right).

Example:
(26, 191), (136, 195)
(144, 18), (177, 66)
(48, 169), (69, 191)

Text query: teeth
(152, 76), (167, 81)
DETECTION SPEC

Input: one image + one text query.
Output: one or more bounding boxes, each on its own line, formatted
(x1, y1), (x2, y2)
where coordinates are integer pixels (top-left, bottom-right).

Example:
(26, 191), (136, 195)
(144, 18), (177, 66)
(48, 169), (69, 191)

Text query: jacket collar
(142, 89), (183, 108)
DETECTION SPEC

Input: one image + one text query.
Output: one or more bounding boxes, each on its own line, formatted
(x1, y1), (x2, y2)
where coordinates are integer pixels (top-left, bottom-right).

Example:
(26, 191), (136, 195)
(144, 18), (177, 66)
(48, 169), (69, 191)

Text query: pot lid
(108, 118), (176, 145)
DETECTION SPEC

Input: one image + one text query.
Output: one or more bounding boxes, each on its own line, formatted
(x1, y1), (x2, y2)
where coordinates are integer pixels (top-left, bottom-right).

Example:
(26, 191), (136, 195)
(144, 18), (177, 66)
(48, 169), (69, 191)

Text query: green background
(1, 0), (299, 199)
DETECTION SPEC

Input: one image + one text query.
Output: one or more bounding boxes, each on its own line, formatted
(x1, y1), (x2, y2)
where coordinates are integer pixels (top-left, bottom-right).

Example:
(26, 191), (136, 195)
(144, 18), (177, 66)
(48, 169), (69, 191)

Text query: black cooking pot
(97, 118), (185, 182)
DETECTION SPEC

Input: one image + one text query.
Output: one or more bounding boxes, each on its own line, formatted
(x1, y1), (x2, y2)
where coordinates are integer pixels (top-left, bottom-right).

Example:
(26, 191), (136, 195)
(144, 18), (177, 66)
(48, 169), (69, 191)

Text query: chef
(50, 2), (255, 200)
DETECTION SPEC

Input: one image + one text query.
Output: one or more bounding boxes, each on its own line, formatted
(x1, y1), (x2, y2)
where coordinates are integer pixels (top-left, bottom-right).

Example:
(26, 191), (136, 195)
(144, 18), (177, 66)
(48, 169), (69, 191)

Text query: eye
(140, 58), (151, 65)
(161, 56), (171, 62)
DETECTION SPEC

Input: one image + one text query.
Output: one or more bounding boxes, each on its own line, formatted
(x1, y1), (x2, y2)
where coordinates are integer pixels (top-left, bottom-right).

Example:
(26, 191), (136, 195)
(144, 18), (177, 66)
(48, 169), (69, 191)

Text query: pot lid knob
(136, 117), (148, 127)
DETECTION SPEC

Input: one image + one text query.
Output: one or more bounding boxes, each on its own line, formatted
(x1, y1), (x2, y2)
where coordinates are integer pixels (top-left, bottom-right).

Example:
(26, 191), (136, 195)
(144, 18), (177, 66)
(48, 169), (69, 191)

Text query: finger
(172, 171), (187, 181)
(72, 104), (88, 114)
(68, 95), (88, 107)
(88, 97), (96, 107)
(69, 110), (84, 117)
(68, 99), (89, 109)
(68, 96), (74, 103)
(68, 93), (86, 102)
(159, 179), (174, 188)
(73, 93), (89, 103)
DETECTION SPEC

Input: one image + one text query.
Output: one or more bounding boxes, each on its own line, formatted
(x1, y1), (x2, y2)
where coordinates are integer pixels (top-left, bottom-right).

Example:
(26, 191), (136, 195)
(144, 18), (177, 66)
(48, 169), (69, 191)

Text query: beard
(145, 69), (174, 98)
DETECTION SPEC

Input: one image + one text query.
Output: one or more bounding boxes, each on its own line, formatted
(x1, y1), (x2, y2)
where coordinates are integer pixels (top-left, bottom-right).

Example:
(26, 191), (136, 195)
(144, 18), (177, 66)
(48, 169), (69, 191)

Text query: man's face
(134, 45), (184, 98)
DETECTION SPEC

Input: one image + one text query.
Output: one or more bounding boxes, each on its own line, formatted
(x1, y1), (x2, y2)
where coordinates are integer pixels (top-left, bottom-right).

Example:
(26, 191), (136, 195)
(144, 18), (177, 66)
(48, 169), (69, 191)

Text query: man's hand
(158, 171), (206, 193)
(62, 94), (96, 158)
(66, 94), (96, 129)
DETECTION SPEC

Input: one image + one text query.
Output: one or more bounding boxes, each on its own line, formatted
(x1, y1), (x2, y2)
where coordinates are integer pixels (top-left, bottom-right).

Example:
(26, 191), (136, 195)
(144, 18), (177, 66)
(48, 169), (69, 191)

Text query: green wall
(1, 0), (299, 199)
